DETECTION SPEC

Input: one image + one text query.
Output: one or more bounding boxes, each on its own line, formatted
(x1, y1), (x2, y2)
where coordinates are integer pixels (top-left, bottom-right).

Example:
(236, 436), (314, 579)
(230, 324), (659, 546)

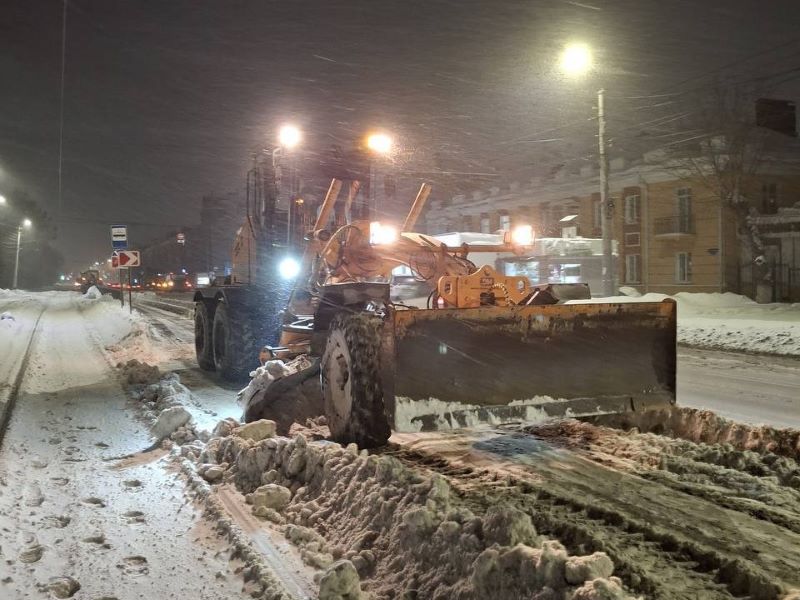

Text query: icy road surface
(0, 293), (252, 599)
(679, 347), (800, 429)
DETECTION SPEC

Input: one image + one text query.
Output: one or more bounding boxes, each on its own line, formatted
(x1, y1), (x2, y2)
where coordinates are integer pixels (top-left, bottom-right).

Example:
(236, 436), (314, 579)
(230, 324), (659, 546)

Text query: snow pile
(118, 358), (161, 385)
(594, 406), (800, 463)
(569, 291), (800, 356)
(81, 285), (102, 299)
(75, 293), (174, 366)
(198, 428), (639, 600)
(127, 369), (203, 446)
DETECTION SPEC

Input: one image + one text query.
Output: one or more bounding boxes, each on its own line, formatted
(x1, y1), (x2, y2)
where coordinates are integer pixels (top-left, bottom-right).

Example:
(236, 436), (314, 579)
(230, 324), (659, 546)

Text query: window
(480, 214), (490, 233)
(762, 182), (778, 214)
(675, 252), (692, 283)
(625, 232), (640, 247)
(593, 199), (602, 228)
(499, 213), (511, 231)
(624, 194), (640, 224)
(625, 254), (641, 283)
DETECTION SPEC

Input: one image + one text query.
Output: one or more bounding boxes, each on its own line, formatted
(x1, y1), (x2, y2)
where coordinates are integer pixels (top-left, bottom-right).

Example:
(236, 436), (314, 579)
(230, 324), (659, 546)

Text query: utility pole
(12, 226), (22, 289)
(598, 89), (615, 296)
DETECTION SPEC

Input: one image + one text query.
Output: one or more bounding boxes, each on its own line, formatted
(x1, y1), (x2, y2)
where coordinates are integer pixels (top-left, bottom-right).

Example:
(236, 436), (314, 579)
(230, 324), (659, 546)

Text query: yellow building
(425, 149), (800, 301)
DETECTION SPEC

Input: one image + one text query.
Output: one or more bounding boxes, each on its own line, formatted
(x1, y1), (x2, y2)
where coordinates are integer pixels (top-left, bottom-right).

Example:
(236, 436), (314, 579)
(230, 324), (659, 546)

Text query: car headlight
(278, 257), (301, 279)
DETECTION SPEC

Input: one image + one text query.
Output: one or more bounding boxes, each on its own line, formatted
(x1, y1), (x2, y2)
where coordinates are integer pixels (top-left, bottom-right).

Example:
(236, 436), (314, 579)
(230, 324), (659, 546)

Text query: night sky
(1, 0), (799, 269)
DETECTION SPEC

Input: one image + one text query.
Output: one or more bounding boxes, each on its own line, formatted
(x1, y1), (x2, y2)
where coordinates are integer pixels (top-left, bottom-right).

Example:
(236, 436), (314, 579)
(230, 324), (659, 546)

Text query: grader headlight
(510, 224), (534, 247)
(369, 221), (398, 245)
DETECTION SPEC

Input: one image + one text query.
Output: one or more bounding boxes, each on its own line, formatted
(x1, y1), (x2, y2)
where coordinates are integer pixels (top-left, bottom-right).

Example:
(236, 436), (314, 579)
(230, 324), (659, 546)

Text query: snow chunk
(82, 285), (102, 299)
(483, 504), (539, 547)
(234, 419), (277, 442)
(570, 576), (630, 600)
(318, 560), (361, 600)
(251, 483), (292, 511)
(151, 406), (192, 440)
(119, 359), (161, 385)
(212, 417), (240, 438)
(565, 552), (615, 585)
(202, 465), (225, 483)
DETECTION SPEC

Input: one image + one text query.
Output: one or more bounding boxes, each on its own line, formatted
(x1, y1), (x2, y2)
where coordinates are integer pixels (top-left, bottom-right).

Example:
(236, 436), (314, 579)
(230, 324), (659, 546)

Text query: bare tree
(660, 80), (774, 294)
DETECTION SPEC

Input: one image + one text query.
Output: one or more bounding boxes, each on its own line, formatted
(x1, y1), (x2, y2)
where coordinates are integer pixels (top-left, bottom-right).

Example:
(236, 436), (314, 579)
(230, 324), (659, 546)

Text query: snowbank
(199, 431), (638, 600)
(569, 291), (800, 356)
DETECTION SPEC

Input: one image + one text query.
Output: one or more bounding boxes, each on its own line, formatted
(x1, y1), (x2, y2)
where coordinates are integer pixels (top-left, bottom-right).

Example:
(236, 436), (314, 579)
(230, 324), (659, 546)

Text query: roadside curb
(179, 458), (313, 600)
(0, 309), (45, 449)
(677, 341), (800, 360)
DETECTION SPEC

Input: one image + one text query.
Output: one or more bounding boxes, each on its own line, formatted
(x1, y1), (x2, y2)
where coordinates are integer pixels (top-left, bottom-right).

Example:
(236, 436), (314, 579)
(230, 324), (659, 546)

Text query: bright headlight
(278, 257), (301, 279)
(511, 224), (534, 247)
(369, 221), (398, 245)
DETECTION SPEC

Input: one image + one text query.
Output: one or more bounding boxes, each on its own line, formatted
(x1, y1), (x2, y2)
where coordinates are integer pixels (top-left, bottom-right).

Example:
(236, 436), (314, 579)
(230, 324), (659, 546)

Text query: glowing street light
(559, 42), (592, 76)
(557, 41), (613, 295)
(366, 132), (392, 155)
(0, 195), (6, 205)
(12, 218), (32, 289)
(278, 124), (302, 149)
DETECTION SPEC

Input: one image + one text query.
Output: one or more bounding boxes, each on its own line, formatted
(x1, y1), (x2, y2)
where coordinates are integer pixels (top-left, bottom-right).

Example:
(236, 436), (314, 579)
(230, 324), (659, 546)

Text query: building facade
(425, 150), (800, 300)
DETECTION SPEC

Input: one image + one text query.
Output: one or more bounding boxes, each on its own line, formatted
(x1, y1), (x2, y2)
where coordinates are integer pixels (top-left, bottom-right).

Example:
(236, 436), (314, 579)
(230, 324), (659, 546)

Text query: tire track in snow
(386, 427), (800, 599)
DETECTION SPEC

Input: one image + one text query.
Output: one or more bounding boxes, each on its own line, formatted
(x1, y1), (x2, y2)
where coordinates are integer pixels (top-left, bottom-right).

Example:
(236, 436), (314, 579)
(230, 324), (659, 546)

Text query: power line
(57, 0), (68, 222)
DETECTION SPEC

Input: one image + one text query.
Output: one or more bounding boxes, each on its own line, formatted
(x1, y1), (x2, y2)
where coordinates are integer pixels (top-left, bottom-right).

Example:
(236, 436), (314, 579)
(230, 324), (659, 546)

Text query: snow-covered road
(678, 347), (800, 428)
(0, 292), (253, 599)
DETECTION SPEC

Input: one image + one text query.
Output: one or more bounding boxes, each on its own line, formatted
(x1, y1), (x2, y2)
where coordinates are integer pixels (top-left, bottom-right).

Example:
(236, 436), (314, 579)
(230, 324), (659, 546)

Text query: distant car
(167, 275), (193, 292)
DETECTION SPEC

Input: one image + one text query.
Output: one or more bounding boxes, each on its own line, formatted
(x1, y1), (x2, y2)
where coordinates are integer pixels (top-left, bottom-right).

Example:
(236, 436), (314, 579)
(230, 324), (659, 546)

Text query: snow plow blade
(383, 300), (676, 432)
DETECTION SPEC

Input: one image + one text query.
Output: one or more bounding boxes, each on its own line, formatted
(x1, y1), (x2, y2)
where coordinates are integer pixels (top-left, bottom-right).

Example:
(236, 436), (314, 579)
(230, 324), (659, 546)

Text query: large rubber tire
(194, 302), (215, 371)
(211, 301), (259, 381)
(321, 313), (391, 448)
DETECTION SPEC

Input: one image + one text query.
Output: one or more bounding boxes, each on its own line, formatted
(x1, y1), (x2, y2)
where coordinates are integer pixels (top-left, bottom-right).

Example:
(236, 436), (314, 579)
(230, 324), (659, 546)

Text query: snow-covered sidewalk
(0, 291), (254, 599)
(571, 291), (800, 357)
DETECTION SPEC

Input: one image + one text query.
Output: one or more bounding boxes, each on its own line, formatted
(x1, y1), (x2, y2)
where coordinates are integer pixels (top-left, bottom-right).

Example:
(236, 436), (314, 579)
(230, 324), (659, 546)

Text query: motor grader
(194, 153), (676, 449)
(194, 145), (676, 447)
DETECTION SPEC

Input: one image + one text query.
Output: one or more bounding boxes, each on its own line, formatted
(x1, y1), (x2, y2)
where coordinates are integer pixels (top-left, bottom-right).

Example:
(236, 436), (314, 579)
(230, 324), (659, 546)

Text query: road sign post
(111, 226), (128, 307)
(111, 225), (128, 250)
(111, 250), (140, 312)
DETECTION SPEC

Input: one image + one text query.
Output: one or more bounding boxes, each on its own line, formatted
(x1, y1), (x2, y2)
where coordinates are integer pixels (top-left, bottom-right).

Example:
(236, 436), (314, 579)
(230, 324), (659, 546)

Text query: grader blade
(382, 300), (676, 433)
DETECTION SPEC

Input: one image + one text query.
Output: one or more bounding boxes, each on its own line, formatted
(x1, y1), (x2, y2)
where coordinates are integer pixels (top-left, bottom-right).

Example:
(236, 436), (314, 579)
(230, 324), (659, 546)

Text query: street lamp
(366, 132), (392, 155)
(559, 43), (592, 76)
(558, 42), (614, 296)
(0, 195), (6, 206)
(12, 218), (32, 289)
(278, 124), (302, 149)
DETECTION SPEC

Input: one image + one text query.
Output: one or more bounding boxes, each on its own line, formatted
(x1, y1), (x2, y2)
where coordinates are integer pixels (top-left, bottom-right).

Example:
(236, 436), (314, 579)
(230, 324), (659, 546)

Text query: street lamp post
(12, 218), (32, 289)
(560, 43), (615, 296)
